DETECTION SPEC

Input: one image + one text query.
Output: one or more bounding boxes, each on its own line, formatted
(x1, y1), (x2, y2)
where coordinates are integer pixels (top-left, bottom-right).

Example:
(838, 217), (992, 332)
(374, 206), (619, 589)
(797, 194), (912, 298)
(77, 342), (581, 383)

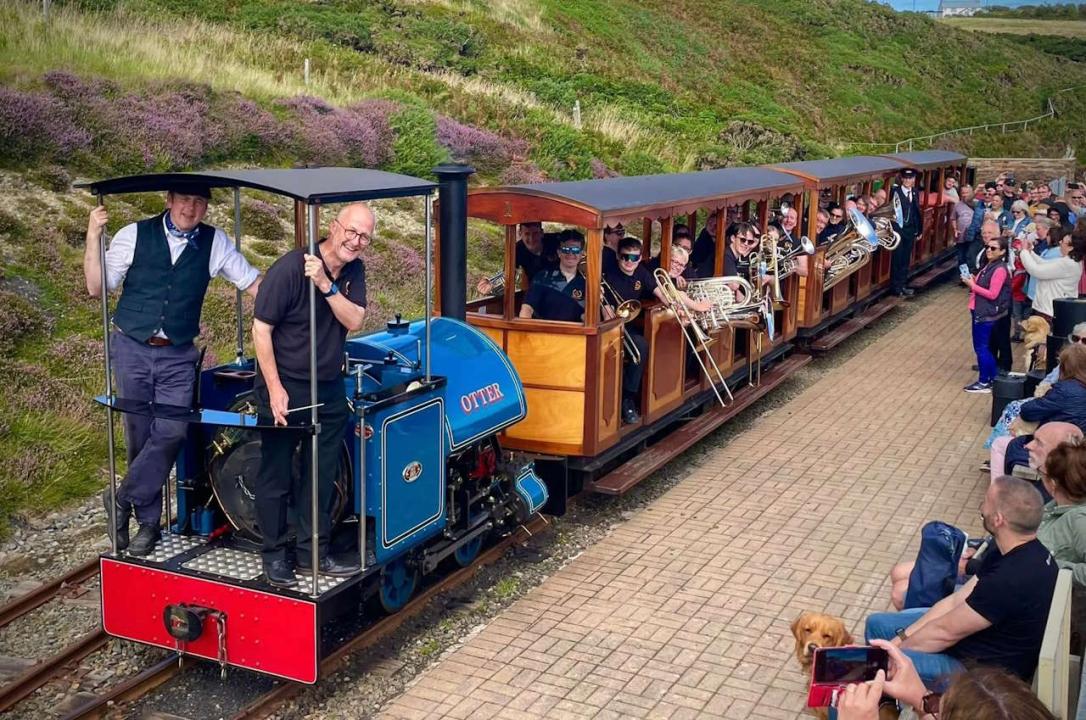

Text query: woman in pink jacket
(963, 234), (1011, 393)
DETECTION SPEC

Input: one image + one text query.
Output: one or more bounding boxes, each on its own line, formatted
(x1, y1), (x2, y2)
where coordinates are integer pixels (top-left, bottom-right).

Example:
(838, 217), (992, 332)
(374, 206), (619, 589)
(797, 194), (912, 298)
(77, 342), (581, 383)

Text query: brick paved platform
(379, 285), (998, 720)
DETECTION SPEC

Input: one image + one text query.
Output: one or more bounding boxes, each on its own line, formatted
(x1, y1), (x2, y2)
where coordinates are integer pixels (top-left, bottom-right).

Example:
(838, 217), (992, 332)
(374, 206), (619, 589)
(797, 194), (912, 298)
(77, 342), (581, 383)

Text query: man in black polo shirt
(475, 221), (555, 297)
(519, 232), (586, 322)
(252, 203), (371, 587)
(865, 476), (1057, 687)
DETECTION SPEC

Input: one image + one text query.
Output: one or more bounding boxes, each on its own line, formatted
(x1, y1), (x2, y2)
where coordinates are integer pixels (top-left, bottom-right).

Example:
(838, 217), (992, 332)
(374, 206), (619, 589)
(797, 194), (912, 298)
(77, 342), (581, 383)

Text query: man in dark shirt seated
(604, 237), (656, 425)
(818, 203), (844, 246)
(476, 221), (555, 296)
(691, 212), (720, 279)
(519, 232), (586, 322)
(602, 222), (625, 275)
(865, 476), (1058, 688)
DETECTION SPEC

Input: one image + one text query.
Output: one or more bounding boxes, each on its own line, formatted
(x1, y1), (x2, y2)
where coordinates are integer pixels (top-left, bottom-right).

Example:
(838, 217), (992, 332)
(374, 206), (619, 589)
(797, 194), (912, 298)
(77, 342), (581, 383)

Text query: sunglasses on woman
(985, 245), (1002, 251)
(1072, 334), (1086, 344)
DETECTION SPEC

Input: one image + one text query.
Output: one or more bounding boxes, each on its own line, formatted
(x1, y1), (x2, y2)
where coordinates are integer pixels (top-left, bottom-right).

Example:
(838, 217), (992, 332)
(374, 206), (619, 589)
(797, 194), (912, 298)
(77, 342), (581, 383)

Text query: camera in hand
(807, 646), (889, 707)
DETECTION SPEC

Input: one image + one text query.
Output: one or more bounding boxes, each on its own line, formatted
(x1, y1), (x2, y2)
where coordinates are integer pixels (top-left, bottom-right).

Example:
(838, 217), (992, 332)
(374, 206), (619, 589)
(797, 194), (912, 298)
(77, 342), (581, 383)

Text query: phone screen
(959, 263), (970, 277)
(813, 647), (888, 684)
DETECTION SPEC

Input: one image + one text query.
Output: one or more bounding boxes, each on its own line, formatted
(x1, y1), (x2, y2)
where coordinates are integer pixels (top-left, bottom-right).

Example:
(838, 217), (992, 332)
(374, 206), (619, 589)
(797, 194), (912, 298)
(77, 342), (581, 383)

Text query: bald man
(252, 203), (371, 587)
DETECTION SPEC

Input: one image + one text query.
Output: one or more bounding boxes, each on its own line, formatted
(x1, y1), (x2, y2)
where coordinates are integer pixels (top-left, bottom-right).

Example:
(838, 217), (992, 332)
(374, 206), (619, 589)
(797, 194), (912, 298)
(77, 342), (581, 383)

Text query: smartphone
(813, 646), (888, 685)
(959, 263), (970, 278)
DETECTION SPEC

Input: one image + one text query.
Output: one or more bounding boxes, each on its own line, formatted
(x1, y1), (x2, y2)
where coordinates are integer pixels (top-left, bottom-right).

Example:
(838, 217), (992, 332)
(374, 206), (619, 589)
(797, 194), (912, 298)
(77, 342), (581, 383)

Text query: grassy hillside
(1, 0), (1085, 531)
(940, 17), (1086, 37)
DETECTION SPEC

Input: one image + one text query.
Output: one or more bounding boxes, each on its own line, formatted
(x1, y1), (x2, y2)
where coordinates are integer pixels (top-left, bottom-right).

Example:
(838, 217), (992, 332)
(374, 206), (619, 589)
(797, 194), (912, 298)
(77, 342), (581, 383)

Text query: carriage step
(810, 296), (902, 353)
(589, 355), (811, 496)
(909, 257), (958, 290)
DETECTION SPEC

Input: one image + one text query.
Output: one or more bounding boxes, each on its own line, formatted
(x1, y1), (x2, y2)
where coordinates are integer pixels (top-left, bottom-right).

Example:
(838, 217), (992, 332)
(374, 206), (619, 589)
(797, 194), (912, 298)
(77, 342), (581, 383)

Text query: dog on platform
(1021, 315), (1050, 372)
(791, 612), (899, 720)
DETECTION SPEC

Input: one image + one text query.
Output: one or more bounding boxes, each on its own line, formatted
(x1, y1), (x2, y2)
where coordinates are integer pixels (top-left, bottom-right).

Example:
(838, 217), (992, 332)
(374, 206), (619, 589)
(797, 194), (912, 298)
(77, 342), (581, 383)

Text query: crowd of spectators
(837, 175), (1086, 717)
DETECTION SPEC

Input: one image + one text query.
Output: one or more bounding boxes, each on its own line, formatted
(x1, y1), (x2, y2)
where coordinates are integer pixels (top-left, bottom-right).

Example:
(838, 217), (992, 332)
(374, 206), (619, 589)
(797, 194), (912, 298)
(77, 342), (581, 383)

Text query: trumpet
(653, 268), (733, 408)
(775, 235), (816, 280)
(579, 258), (641, 364)
(474, 269), (515, 299)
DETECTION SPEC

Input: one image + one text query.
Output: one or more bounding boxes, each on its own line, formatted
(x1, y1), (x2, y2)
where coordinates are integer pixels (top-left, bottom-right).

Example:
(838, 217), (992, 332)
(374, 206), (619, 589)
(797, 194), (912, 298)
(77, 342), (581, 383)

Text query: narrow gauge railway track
(0, 558), (106, 713)
(53, 518), (547, 720)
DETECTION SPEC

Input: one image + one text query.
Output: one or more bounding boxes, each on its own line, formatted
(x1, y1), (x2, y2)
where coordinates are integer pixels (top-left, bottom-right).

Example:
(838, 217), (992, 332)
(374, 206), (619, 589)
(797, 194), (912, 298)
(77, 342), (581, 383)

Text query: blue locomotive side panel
(363, 394), (447, 563)
(347, 317), (526, 451)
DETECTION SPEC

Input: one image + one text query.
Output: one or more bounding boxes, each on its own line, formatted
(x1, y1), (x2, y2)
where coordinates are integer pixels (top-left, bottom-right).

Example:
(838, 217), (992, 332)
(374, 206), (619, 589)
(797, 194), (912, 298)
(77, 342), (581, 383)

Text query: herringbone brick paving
(379, 284), (993, 719)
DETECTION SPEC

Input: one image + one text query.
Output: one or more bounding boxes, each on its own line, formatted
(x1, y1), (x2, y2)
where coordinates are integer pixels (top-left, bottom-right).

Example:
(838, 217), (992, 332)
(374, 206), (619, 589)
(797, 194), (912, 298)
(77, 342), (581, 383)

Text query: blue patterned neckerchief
(164, 213), (200, 250)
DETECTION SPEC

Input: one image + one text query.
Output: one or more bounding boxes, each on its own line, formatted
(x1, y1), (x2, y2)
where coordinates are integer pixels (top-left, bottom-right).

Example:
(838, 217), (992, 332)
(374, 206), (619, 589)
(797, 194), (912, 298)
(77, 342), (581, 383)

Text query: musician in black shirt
(476, 221), (555, 296)
(519, 233), (586, 322)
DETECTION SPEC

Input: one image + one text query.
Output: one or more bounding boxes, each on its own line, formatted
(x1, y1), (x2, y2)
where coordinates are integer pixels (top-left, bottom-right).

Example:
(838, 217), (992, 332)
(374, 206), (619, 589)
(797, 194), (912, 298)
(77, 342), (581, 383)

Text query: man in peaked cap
(890, 167), (923, 297)
(84, 182), (262, 556)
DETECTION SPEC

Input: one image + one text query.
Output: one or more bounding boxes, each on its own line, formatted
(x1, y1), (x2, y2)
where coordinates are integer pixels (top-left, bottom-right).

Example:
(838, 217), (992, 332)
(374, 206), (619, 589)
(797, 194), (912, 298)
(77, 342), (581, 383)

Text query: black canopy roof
(771, 156), (905, 183)
(880, 150), (968, 169)
(508, 167), (803, 216)
(78, 168), (436, 203)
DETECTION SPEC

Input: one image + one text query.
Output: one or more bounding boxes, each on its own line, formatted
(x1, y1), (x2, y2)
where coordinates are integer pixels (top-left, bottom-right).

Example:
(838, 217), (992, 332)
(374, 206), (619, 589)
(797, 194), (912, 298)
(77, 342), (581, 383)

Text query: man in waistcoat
(890, 167), (924, 297)
(84, 184), (261, 556)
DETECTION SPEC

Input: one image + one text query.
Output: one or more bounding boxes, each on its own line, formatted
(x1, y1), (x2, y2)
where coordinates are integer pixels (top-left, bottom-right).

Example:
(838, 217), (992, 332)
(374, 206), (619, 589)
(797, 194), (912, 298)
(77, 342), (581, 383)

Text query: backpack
(904, 521), (968, 609)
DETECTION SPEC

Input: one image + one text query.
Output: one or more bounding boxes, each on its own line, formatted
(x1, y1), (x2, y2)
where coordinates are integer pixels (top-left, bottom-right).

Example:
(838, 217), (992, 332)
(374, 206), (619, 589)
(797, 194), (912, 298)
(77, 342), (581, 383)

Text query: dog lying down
(791, 612), (899, 719)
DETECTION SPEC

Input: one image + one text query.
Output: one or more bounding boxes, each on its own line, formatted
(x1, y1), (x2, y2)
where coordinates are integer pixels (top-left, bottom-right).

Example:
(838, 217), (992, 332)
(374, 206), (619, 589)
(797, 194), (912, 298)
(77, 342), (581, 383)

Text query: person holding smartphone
(963, 225), (1010, 394)
(836, 640), (1056, 720)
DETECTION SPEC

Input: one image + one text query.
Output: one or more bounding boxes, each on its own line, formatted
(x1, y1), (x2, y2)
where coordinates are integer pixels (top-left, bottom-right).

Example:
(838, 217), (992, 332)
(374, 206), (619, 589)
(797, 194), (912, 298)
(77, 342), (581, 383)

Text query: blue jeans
(865, 609), (965, 690)
(971, 313), (996, 383)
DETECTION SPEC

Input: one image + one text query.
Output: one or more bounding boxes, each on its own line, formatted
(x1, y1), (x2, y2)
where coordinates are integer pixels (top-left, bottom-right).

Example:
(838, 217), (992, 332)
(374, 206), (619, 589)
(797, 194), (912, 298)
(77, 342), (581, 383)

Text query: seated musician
(648, 224), (697, 286)
(476, 220), (554, 296)
(602, 222), (624, 274)
(691, 211), (719, 279)
(518, 232), (586, 322)
(817, 204), (844, 245)
(777, 206), (809, 278)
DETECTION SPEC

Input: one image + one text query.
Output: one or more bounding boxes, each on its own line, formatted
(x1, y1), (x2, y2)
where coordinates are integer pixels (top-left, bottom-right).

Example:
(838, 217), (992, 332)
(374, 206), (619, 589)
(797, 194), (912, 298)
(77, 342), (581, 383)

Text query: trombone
(654, 268), (733, 408)
(579, 258), (642, 364)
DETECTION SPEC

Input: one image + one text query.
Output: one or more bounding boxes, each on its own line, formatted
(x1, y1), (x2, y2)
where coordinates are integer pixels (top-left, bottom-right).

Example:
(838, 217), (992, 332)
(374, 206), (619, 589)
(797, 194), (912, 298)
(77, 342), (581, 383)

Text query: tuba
(684, 275), (764, 333)
(868, 194), (903, 250)
(823, 207), (880, 291)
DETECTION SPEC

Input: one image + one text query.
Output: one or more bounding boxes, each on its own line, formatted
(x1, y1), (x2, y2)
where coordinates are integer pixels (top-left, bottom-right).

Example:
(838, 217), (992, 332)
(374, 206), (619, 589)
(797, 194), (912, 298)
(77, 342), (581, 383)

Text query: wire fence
(845, 85), (1086, 153)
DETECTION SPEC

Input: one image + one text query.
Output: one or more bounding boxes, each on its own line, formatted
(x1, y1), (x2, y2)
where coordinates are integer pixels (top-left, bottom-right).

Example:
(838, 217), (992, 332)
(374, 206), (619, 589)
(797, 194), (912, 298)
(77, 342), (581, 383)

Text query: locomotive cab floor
(102, 533), (373, 599)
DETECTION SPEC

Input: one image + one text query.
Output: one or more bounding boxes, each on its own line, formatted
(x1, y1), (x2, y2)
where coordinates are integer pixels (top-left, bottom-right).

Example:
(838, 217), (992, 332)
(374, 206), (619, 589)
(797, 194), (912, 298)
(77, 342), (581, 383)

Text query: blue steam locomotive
(89, 166), (547, 683)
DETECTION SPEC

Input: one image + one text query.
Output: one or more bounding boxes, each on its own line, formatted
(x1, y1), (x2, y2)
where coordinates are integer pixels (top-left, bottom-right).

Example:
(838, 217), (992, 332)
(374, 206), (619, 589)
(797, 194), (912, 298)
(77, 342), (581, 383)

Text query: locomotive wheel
(453, 536), (483, 567)
(378, 557), (418, 614)
(207, 399), (351, 543)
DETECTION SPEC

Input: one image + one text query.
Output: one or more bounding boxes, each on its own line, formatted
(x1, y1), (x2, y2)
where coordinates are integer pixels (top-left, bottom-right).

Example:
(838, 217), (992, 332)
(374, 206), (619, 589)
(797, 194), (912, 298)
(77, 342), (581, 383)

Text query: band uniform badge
(572, 288), (583, 300)
(633, 280), (642, 291)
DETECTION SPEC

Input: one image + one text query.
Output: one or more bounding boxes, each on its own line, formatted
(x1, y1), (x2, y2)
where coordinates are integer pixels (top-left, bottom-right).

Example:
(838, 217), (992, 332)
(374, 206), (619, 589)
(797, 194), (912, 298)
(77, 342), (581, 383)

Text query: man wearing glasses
(476, 221), (554, 297)
(889, 168), (923, 298)
(819, 204), (845, 246)
(85, 184), (262, 556)
(251, 203), (371, 587)
(519, 231), (587, 322)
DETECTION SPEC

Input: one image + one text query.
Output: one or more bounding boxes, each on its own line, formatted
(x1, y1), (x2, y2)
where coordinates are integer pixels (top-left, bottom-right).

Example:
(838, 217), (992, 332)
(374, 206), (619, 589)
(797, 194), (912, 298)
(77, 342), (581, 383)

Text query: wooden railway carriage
(878, 150), (969, 266)
(451, 168), (809, 506)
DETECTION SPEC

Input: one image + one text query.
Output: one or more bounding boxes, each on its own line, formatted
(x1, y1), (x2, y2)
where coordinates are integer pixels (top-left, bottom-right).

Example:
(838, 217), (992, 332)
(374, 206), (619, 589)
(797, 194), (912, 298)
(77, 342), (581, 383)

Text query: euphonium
(868, 194), (904, 250)
(823, 207), (880, 290)
(685, 276), (763, 332)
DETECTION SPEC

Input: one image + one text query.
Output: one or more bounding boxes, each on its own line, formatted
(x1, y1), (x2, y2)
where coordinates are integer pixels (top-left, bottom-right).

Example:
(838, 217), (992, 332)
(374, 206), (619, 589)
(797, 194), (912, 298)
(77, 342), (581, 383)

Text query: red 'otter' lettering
(459, 383), (504, 414)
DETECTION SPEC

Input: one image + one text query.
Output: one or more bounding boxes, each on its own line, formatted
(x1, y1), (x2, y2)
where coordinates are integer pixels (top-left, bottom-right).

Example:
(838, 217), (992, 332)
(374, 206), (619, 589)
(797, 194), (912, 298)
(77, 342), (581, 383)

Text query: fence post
(42, 0), (49, 20)
(304, 58), (310, 86)
(573, 100), (582, 129)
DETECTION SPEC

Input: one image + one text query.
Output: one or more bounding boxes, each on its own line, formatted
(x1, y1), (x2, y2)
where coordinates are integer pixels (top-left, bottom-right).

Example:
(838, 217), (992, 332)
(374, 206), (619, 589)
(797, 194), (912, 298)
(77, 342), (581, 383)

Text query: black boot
(101, 489), (131, 551)
(297, 554), (361, 578)
(264, 559), (298, 588)
(621, 397), (640, 425)
(127, 524), (161, 557)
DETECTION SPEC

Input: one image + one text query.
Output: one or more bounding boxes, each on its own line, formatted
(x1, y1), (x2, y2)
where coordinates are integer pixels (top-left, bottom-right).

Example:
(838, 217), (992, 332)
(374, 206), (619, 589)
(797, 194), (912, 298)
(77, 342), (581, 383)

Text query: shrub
(388, 106), (449, 179)
(0, 88), (90, 167)
(0, 289), (49, 353)
(500, 162), (547, 185)
(240, 199), (285, 242)
(276, 95), (394, 168)
(591, 158), (620, 179)
(435, 116), (526, 173)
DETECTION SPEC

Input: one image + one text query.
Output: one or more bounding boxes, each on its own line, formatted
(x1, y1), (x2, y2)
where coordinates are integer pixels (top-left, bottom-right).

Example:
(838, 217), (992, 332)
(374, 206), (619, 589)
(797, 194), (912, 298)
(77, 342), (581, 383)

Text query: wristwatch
(895, 627), (909, 642)
(322, 282), (339, 298)
(921, 691), (941, 717)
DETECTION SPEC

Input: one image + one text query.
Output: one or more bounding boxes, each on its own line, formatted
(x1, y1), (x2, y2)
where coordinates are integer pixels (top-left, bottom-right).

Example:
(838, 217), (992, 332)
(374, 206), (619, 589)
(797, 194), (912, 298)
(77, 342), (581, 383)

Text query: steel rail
(0, 628), (109, 712)
(59, 655), (179, 720)
(0, 557), (100, 628)
(231, 517), (548, 720)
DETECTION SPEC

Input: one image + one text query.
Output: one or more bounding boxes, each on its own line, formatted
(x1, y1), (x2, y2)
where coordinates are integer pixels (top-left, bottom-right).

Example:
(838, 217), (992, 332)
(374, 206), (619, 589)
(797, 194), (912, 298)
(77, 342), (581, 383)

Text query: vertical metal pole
(308, 204), (320, 596)
(354, 366), (366, 570)
(98, 192), (119, 555)
(424, 194), (433, 383)
(233, 188), (244, 365)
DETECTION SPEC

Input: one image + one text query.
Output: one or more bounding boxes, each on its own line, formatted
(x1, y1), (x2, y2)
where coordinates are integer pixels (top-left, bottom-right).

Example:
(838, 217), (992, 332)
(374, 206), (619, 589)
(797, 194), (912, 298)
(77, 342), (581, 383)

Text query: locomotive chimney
(434, 163), (475, 321)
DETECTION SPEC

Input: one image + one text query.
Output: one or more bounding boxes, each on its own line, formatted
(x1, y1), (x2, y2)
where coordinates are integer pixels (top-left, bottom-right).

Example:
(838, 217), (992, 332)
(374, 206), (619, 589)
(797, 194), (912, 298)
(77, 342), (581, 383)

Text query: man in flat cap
(85, 183), (262, 555)
(890, 168), (923, 297)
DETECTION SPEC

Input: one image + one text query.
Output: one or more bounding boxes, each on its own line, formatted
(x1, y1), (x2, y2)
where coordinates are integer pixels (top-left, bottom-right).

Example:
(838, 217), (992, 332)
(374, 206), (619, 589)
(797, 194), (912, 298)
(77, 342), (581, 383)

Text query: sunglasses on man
(619, 253), (641, 262)
(558, 245), (583, 255)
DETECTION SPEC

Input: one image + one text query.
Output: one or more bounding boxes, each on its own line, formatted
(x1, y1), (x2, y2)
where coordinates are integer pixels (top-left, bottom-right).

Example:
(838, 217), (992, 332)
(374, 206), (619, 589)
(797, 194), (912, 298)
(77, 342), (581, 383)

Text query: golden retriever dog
(791, 612), (899, 720)
(1020, 315), (1050, 372)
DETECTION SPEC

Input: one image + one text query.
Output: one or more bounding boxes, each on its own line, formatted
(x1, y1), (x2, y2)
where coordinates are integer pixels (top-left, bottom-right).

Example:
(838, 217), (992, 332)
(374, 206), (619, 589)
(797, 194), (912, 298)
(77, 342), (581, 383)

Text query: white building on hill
(939, 0), (982, 16)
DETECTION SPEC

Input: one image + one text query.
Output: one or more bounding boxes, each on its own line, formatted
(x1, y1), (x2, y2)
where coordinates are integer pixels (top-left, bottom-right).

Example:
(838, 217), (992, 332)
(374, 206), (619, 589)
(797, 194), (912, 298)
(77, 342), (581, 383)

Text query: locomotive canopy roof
(79, 168), (436, 203)
(468, 167), (805, 226)
(879, 150), (968, 170)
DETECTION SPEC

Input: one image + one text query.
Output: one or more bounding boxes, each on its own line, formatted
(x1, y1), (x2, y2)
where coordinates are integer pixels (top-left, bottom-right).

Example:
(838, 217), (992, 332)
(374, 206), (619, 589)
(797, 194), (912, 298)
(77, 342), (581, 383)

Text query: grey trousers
(110, 331), (199, 525)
